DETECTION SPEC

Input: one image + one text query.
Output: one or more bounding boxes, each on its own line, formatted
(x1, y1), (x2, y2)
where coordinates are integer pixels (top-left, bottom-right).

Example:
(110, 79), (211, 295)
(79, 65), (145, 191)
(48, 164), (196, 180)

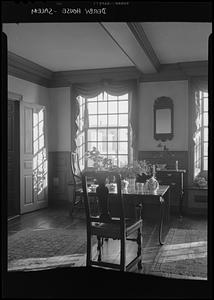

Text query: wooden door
(20, 102), (48, 214)
(8, 100), (20, 218)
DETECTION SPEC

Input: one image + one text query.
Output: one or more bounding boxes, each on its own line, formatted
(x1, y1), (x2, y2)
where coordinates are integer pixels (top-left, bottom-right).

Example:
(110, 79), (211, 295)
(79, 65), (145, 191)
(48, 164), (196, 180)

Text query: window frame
(193, 90), (208, 178)
(76, 92), (131, 170)
(189, 79), (208, 185)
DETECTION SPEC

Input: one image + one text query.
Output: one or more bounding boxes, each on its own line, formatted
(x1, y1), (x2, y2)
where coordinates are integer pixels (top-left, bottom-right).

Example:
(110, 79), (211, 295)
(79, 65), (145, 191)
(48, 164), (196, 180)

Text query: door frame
(20, 101), (48, 213)
(8, 92), (48, 215)
(8, 92), (22, 219)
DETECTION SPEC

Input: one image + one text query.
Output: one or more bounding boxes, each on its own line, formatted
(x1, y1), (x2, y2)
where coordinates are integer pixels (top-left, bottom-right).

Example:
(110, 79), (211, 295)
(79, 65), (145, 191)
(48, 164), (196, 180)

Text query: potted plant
(85, 147), (104, 170)
(134, 160), (152, 183)
(117, 160), (152, 191)
(193, 175), (207, 188)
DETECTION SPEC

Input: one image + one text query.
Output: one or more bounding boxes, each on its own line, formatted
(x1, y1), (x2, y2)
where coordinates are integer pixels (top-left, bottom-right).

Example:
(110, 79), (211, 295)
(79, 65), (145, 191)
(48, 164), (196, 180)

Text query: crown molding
(8, 51), (53, 87)
(7, 51), (208, 87)
(177, 61), (209, 76)
(50, 67), (142, 87)
(127, 22), (161, 72)
(140, 61), (208, 82)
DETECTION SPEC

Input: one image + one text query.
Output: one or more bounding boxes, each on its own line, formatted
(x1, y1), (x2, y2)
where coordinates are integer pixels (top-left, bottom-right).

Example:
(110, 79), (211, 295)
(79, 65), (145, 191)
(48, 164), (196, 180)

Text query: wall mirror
(154, 97), (173, 141)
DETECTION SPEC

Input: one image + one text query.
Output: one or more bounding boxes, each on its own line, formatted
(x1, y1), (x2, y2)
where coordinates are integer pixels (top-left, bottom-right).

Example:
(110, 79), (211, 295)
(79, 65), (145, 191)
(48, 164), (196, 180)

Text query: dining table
(86, 182), (171, 245)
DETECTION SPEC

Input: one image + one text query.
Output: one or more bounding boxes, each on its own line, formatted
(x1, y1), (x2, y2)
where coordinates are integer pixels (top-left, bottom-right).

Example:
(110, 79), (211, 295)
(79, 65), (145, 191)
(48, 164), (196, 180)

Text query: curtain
(191, 78), (208, 143)
(189, 77), (208, 182)
(70, 79), (139, 158)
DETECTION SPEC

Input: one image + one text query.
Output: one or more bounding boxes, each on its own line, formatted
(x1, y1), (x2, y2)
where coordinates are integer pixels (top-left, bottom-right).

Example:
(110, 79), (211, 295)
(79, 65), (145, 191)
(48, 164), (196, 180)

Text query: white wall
(48, 87), (71, 152)
(8, 76), (189, 153)
(8, 75), (49, 106)
(8, 75), (52, 149)
(8, 76), (71, 152)
(138, 80), (189, 151)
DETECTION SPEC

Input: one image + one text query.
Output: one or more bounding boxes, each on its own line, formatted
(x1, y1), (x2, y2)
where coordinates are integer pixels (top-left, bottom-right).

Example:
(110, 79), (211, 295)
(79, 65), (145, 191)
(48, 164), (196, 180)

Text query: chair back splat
(68, 152), (83, 216)
(81, 171), (143, 272)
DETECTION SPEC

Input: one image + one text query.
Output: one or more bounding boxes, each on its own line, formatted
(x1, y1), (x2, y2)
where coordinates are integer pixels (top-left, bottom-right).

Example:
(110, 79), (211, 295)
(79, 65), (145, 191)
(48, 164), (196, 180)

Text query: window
(193, 90), (208, 178)
(33, 107), (48, 198)
(76, 97), (86, 171)
(76, 92), (130, 170)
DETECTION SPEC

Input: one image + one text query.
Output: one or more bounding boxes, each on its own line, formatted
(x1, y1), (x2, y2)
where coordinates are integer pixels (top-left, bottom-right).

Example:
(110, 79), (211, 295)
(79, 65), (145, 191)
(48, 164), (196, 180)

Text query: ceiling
(2, 22), (212, 74)
(141, 22), (212, 64)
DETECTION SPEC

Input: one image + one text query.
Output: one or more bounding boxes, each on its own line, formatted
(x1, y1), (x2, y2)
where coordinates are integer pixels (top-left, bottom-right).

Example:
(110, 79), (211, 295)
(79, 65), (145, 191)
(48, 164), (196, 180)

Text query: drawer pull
(171, 182), (176, 186)
(167, 173), (172, 177)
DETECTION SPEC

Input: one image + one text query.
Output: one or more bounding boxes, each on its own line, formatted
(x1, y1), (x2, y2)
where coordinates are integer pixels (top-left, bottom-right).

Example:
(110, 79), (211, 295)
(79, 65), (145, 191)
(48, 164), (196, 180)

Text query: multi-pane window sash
(76, 92), (130, 170)
(193, 90), (208, 178)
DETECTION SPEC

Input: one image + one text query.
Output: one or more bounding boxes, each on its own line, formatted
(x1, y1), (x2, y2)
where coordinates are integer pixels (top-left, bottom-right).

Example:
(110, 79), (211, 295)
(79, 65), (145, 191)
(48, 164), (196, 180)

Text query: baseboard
(8, 215), (20, 221)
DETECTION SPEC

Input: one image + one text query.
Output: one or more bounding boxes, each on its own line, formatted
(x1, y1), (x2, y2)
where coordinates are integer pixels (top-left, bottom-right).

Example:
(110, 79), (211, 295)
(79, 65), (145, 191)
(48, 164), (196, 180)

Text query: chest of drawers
(156, 170), (186, 215)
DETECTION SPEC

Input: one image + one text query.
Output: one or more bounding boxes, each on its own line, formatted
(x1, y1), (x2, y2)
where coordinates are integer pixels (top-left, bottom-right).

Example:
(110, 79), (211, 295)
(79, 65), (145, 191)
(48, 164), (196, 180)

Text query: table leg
(159, 189), (170, 245)
(179, 191), (184, 219)
(159, 199), (165, 245)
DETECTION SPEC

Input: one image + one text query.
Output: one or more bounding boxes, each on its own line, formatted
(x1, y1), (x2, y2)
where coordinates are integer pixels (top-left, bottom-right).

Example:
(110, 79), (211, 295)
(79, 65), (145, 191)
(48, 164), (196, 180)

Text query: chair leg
(87, 234), (91, 267)
(120, 234), (126, 271)
(97, 237), (102, 262)
(137, 228), (143, 270)
(69, 190), (76, 217)
(80, 195), (84, 208)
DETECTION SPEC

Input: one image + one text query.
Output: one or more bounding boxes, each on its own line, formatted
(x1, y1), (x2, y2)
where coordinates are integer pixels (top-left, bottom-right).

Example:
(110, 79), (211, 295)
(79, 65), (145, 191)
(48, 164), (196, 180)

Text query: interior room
(3, 20), (211, 289)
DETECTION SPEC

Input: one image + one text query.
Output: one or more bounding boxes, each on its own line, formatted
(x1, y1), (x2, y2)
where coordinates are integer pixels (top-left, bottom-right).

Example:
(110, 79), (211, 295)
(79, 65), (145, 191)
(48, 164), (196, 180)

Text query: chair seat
(91, 219), (142, 239)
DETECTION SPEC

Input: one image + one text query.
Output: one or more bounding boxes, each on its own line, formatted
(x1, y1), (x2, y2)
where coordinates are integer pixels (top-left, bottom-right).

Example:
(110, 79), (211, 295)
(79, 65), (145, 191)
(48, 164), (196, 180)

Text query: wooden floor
(7, 207), (207, 277)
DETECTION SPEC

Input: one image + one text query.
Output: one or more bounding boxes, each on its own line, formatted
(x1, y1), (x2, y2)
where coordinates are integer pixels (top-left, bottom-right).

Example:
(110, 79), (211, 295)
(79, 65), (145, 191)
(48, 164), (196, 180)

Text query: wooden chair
(68, 152), (98, 217)
(82, 171), (143, 272)
(68, 152), (83, 216)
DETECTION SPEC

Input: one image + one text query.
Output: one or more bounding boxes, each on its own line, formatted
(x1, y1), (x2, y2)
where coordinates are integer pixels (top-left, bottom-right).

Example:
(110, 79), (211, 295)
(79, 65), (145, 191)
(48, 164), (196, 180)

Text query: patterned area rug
(7, 216), (207, 279)
(149, 228), (207, 279)
(8, 227), (90, 262)
(7, 223), (156, 268)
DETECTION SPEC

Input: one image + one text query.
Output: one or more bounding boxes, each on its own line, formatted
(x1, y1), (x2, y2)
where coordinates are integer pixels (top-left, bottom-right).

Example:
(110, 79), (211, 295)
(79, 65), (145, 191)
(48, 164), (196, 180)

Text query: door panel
(20, 102), (48, 214)
(24, 175), (33, 204)
(24, 107), (33, 154)
(8, 100), (20, 217)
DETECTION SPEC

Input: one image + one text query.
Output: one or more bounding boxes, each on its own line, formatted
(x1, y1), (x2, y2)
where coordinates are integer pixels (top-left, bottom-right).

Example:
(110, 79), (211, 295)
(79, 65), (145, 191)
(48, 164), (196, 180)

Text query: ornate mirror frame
(154, 96), (174, 142)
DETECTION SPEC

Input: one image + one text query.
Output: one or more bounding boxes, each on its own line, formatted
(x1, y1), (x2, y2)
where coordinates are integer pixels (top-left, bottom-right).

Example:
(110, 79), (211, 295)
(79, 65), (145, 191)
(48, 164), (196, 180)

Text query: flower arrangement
(118, 160), (152, 182)
(102, 157), (114, 169)
(86, 147), (115, 170)
(86, 147), (104, 169)
(85, 147), (152, 183)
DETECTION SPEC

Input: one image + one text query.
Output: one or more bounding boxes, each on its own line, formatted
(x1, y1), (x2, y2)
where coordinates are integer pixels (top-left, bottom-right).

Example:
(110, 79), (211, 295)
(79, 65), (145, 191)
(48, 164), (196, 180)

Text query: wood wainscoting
(138, 151), (188, 171)
(48, 151), (72, 207)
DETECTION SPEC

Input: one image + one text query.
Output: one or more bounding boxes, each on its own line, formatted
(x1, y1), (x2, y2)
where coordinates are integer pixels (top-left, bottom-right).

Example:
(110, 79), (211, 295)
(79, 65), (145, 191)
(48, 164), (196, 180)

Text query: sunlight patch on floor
(8, 254), (86, 271)
(162, 241), (207, 250)
(155, 241), (207, 263)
